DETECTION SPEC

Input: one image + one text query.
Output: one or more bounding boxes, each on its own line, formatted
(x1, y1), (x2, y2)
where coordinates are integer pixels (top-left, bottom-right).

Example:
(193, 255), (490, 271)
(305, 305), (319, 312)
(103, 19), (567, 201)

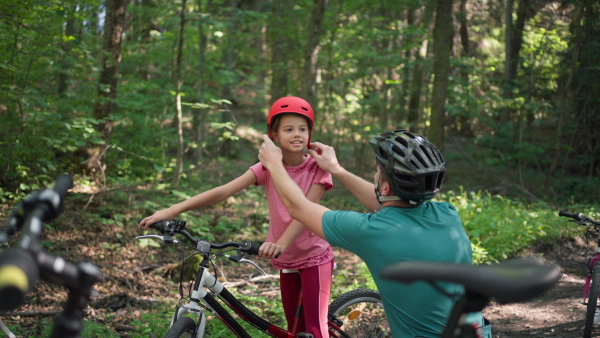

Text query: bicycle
(136, 219), (390, 337)
(559, 210), (600, 338)
(0, 174), (104, 338)
(380, 256), (561, 338)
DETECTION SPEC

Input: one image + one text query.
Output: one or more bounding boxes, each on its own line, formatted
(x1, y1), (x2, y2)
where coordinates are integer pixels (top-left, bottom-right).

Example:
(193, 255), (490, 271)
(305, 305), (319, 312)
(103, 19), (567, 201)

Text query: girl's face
(272, 114), (311, 153)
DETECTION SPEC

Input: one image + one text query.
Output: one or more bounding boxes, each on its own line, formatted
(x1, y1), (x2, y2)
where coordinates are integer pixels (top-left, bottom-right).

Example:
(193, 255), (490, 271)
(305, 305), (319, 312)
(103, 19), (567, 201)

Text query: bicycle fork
(170, 269), (218, 337)
(583, 256), (600, 305)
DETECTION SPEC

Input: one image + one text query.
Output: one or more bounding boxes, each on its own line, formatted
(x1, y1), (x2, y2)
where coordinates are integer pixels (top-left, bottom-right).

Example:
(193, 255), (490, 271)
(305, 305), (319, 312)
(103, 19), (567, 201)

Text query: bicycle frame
(583, 252), (600, 304)
(169, 256), (346, 338)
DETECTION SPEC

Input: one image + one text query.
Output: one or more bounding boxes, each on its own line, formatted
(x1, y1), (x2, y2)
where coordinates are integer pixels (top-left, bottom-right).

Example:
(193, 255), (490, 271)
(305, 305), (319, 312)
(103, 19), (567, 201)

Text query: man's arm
(259, 135), (329, 239)
(309, 142), (379, 212)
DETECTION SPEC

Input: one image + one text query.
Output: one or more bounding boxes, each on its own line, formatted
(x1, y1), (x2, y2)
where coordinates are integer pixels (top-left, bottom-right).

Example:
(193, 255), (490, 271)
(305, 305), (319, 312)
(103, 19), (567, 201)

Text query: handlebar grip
(0, 249), (39, 312)
(247, 241), (261, 256)
(52, 174), (73, 201)
(149, 221), (167, 232)
(559, 210), (582, 220)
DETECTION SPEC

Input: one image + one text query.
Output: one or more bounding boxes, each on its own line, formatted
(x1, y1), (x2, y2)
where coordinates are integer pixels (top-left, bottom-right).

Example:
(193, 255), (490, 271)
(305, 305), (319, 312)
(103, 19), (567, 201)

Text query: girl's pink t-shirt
(250, 156), (334, 269)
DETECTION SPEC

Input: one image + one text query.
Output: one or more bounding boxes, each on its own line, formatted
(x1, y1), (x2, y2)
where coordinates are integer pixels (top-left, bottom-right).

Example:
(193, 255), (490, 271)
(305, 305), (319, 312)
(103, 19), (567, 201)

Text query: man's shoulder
(425, 200), (457, 212)
(323, 210), (371, 227)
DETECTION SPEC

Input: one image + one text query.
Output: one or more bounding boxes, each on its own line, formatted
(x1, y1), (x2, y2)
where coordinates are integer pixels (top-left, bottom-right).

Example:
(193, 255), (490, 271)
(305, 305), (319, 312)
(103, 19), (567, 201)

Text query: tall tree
(502, 0), (548, 122)
(268, 0), (293, 101)
(454, 0), (474, 137)
(191, 0), (214, 163)
(302, 0), (328, 107)
(407, 1), (435, 133)
(173, 0), (188, 187)
(58, 4), (77, 96)
(89, 0), (127, 175)
(428, 0), (454, 150)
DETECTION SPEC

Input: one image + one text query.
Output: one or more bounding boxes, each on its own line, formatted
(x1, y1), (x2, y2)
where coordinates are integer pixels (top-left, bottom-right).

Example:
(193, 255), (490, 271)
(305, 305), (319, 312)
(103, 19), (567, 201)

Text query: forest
(1, 0), (598, 203)
(0, 0), (599, 336)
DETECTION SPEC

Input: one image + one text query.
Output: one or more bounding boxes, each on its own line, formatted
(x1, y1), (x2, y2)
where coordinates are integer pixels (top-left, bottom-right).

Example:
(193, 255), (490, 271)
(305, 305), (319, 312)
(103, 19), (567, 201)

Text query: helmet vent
(281, 105), (289, 108)
(437, 171), (445, 189)
(425, 174), (435, 191)
(301, 107), (309, 111)
(410, 159), (420, 169)
(420, 145), (436, 165)
(394, 136), (408, 148)
(391, 144), (405, 157)
(413, 151), (427, 168)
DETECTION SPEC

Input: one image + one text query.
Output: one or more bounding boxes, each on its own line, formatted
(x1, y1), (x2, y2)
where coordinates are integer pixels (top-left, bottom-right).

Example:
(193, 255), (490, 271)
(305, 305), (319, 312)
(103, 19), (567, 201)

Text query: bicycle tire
(165, 317), (197, 338)
(328, 288), (391, 338)
(584, 262), (600, 338)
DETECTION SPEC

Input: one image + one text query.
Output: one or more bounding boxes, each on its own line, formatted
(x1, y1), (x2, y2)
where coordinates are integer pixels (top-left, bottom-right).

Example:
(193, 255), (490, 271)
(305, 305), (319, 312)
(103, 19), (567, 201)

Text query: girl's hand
(138, 208), (177, 231)
(258, 242), (282, 259)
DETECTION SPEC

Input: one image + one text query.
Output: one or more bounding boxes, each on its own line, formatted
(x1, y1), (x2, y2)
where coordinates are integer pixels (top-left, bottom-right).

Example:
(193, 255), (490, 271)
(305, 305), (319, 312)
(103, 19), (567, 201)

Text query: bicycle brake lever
(224, 255), (267, 276)
(135, 235), (180, 244)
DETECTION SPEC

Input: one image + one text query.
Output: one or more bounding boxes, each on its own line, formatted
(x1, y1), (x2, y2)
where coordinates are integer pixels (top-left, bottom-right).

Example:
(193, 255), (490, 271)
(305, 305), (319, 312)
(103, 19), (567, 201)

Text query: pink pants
(279, 260), (334, 338)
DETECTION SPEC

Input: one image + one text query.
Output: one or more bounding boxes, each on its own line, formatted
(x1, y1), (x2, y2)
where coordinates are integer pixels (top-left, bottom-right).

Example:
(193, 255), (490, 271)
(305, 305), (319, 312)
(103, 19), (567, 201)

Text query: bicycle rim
(584, 263), (600, 338)
(328, 289), (391, 338)
(165, 317), (197, 338)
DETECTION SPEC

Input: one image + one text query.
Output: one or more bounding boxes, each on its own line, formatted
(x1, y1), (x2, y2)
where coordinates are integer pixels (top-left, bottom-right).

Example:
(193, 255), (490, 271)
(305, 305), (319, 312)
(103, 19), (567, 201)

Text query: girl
(139, 96), (334, 337)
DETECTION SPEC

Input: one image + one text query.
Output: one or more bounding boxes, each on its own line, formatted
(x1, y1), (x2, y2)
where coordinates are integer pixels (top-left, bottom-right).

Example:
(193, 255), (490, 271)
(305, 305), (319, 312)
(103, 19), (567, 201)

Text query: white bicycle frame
(166, 253), (269, 338)
(169, 269), (218, 337)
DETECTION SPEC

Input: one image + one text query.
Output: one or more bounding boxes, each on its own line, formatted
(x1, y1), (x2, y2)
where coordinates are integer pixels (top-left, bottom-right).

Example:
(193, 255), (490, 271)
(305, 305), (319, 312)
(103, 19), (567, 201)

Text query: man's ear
(380, 180), (394, 196)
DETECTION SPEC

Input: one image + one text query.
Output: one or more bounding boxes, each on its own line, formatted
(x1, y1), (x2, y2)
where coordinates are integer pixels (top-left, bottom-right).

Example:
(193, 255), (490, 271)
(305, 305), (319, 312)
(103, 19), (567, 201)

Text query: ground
(0, 199), (598, 337)
(484, 236), (596, 337)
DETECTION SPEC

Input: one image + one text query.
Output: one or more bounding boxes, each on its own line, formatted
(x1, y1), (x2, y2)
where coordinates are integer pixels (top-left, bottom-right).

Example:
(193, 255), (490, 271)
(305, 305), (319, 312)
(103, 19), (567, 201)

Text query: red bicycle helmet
(267, 97), (315, 145)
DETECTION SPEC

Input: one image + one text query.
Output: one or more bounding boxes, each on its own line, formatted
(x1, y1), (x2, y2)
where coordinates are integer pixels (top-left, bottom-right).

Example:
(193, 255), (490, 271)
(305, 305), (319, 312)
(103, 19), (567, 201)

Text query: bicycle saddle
(380, 257), (561, 304)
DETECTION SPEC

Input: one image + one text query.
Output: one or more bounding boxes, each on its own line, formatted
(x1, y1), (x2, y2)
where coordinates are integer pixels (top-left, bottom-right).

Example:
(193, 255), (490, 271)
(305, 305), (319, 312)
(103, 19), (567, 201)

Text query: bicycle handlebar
(559, 210), (600, 226)
(0, 174), (74, 311)
(0, 174), (104, 337)
(141, 219), (262, 256)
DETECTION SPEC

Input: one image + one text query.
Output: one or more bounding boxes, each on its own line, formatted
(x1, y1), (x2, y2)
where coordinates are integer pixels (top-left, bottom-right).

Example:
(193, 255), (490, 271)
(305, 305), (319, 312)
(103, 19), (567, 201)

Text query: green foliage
(441, 189), (592, 262)
(6, 318), (119, 337)
(129, 306), (173, 337)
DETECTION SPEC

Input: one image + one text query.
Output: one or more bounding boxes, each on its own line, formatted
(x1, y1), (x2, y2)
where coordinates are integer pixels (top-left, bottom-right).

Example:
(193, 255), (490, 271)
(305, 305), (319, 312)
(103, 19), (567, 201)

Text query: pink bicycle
(559, 210), (600, 338)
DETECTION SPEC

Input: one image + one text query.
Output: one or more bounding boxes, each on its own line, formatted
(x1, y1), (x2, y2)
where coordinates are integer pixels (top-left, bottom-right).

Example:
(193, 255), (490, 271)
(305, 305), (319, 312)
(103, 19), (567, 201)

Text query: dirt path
(484, 237), (596, 337)
(1, 198), (597, 337)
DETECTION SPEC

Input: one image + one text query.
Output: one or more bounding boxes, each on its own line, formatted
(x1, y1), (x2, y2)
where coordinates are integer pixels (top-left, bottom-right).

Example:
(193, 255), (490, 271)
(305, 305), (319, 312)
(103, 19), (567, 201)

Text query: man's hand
(308, 142), (343, 175)
(259, 134), (283, 170)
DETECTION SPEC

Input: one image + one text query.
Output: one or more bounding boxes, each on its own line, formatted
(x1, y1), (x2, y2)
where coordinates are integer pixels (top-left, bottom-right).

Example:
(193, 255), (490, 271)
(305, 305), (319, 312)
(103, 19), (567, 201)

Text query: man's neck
(381, 199), (419, 209)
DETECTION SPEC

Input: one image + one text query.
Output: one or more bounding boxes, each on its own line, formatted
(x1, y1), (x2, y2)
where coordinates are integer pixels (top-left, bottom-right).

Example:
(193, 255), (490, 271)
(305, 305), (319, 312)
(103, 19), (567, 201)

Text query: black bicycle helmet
(369, 129), (446, 205)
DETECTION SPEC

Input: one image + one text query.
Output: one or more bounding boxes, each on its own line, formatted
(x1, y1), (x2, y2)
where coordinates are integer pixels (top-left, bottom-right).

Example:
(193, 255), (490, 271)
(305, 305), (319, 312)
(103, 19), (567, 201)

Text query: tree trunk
(191, 0), (213, 164)
(89, 0), (127, 175)
(172, 0), (188, 187)
(302, 0), (328, 107)
(58, 5), (77, 96)
(407, 2), (435, 133)
(268, 0), (292, 101)
(502, 0), (547, 122)
(455, 0), (474, 137)
(428, 0), (454, 151)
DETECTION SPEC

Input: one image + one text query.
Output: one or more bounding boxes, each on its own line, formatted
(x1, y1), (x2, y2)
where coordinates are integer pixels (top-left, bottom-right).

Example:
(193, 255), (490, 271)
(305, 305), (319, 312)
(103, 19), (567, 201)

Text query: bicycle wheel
(165, 317), (197, 338)
(584, 262), (600, 338)
(328, 288), (391, 338)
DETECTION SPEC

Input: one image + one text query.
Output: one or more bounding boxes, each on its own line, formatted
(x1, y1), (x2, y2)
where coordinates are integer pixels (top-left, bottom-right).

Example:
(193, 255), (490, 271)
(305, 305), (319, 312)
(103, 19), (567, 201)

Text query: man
(258, 129), (489, 337)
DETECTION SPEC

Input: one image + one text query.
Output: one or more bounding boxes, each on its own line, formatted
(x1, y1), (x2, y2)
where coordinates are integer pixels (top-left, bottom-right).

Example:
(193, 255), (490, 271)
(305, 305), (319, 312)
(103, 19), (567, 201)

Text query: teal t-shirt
(322, 201), (484, 337)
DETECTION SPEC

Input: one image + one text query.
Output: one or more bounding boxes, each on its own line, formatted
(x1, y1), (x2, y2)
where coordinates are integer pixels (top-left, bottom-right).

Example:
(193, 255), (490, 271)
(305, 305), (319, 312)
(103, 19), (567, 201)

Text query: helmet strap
(374, 170), (400, 210)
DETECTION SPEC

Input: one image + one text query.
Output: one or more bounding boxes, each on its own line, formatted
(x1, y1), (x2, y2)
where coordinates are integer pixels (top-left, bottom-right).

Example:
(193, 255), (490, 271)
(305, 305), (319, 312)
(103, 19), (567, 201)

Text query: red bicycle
(136, 219), (390, 337)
